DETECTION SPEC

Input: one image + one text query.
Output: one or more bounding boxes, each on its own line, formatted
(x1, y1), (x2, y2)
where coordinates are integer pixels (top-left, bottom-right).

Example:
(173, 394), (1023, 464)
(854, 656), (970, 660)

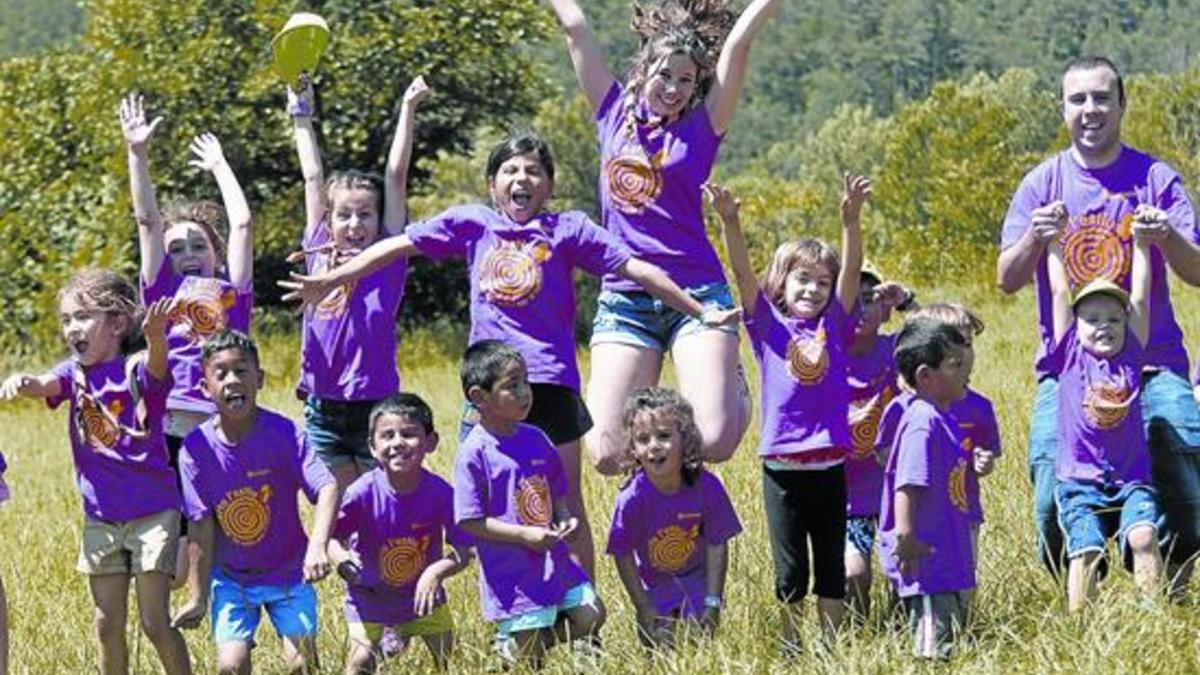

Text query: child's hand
(973, 447), (996, 477)
(277, 270), (339, 309)
(402, 75), (431, 106)
(702, 183), (741, 225)
(170, 596), (207, 630)
(874, 282), (913, 310)
(553, 516), (580, 541)
(840, 173), (872, 225)
(412, 566), (445, 617)
(187, 133), (228, 173)
(700, 305), (742, 328)
(142, 298), (175, 342)
(0, 374), (33, 401)
(1132, 204), (1170, 246)
(522, 525), (562, 552)
(895, 531), (932, 578)
(1030, 201), (1068, 244)
(119, 94), (163, 154)
(287, 72), (316, 118)
(303, 541), (332, 582)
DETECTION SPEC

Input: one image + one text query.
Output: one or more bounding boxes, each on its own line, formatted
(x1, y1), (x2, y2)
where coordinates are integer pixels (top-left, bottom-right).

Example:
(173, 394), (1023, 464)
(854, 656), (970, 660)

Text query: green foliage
(0, 0), (84, 58)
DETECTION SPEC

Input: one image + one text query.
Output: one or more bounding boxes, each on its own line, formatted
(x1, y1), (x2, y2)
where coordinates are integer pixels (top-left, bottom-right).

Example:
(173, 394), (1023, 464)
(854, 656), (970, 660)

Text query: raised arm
(1045, 241), (1073, 345)
(545, 0), (616, 112)
(706, 0), (783, 134)
(189, 134), (253, 288)
(1130, 205), (1169, 346)
(384, 76), (430, 236)
(997, 200), (1067, 293)
(143, 298), (173, 381)
(278, 233), (421, 307)
(836, 174), (868, 315)
(289, 76), (326, 236)
(706, 183), (760, 315)
(120, 94), (167, 286)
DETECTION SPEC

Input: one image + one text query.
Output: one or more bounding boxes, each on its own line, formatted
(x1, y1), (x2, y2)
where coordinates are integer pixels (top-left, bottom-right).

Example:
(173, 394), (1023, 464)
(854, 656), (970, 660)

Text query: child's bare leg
(1067, 552), (1101, 613)
(0, 575), (9, 675)
(419, 631), (454, 670)
(171, 535), (191, 590)
(965, 524), (980, 619)
(216, 641), (251, 675)
(561, 596), (606, 642)
(555, 439), (595, 577)
(344, 640), (378, 675)
(844, 551), (872, 621)
(134, 572), (192, 674)
(817, 596), (845, 643)
(1128, 525), (1163, 596)
(88, 574), (131, 675)
(281, 634), (319, 675)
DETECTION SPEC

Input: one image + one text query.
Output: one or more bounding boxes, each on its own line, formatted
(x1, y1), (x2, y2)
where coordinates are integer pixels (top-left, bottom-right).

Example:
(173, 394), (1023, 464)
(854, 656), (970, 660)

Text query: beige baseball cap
(1072, 278), (1130, 309)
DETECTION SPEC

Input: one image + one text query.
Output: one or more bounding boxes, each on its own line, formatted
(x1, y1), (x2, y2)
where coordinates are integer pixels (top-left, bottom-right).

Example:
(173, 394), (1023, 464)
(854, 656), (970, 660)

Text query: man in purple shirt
(997, 56), (1200, 581)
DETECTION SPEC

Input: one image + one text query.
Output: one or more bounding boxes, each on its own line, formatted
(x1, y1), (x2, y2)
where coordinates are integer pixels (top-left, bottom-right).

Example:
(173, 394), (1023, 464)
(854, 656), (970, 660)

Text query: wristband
(287, 89), (315, 118)
(336, 560), (361, 582)
(703, 595), (723, 609)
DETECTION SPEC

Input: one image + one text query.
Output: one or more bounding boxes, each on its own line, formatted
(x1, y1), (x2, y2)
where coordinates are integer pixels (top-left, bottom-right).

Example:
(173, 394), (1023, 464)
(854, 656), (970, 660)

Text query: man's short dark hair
(369, 392), (435, 437)
(895, 318), (967, 389)
(461, 340), (524, 397)
(1063, 55), (1125, 107)
(201, 329), (259, 368)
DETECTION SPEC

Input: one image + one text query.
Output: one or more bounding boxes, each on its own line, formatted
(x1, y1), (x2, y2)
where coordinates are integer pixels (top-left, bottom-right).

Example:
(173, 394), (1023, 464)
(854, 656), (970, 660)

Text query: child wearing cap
(1046, 207), (1164, 613)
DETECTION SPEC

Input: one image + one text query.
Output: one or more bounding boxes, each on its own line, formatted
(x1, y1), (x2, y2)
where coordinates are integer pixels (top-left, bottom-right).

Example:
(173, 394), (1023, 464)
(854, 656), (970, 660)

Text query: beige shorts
(78, 509), (180, 576)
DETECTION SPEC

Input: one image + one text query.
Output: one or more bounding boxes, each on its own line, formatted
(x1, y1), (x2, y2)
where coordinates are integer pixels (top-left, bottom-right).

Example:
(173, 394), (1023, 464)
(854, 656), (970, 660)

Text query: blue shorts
(1055, 481), (1161, 559)
(590, 282), (738, 352)
(303, 395), (378, 470)
(495, 582), (599, 637)
(211, 570), (319, 645)
(845, 515), (878, 558)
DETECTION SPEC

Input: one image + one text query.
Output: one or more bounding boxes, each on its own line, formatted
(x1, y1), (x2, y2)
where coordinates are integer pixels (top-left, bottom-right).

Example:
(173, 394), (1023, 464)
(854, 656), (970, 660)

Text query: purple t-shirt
(1053, 325), (1148, 486)
(334, 468), (471, 626)
(745, 292), (854, 463)
(845, 335), (898, 516)
(1001, 146), (1198, 378)
(179, 408), (335, 586)
(606, 470), (742, 617)
(142, 264), (253, 416)
(298, 221), (407, 401)
(878, 397), (975, 597)
(47, 357), (179, 521)
(950, 390), (1002, 524)
(595, 83), (726, 293)
(407, 205), (631, 391)
(453, 423), (588, 622)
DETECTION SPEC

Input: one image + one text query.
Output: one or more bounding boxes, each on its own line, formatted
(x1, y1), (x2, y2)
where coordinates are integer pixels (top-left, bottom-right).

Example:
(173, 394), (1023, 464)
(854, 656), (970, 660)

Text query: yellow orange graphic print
(170, 281), (237, 343)
(787, 327), (829, 385)
(78, 395), (123, 449)
(379, 535), (430, 587)
(479, 240), (550, 307)
(648, 523), (701, 573)
(216, 485), (272, 546)
(1084, 379), (1133, 430)
(516, 475), (552, 527)
(1062, 221), (1130, 289)
(948, 458), (971, 514)
(605, 148), (665, 214)
(849, 386), (891, 459)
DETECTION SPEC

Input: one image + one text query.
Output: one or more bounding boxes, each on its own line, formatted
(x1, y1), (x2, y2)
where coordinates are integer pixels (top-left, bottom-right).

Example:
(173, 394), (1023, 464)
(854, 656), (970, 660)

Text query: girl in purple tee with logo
(709, 177), (868, 647)
(328, 393), (473, 672)
(544, 0), (784, 474)
(281, 132), (736, 579)
(286, 75), (429, 491)
(1, 270), (191, 675)
(607, 387), (741, 649)
(1046, 206), (1164, 614)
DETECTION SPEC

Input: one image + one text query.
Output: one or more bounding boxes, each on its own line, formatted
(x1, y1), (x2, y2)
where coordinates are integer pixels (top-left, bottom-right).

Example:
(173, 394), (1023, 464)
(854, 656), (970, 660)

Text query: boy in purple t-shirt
(878, 318), (974, 660)
(453, 341), (605, 667)
(329, 393), (472, 671)
(1046, 208), (1164, 613)
(173, 330), (340, 674)
(607, 387), (741, 648)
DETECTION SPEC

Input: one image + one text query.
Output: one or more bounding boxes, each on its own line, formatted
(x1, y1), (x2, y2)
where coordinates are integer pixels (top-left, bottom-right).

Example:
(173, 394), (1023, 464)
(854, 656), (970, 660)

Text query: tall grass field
(2, 283), (1199, 673)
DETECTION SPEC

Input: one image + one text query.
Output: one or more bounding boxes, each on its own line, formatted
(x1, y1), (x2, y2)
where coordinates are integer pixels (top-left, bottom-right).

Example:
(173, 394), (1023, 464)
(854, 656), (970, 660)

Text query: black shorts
(460, 383), (593, 446)
(165, 433), (189, 537)
(762, 463), (847, 602)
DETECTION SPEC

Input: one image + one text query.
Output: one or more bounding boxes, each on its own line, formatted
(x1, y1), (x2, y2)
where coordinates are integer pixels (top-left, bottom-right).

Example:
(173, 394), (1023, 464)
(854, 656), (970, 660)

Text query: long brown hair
(623, 0), (735, 118)
(761, 238), (839, 316)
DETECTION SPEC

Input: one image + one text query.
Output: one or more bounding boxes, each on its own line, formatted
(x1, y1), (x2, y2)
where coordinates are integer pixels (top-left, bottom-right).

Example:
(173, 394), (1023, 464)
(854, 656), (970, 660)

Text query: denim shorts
(495, 582), (599, 636)
(211, 570), (318, 645)
(1055, 481), (1161, 559)
(590, 282), (738, 352)
(845, 515), (878, 558)
(303, 395), (379, 470)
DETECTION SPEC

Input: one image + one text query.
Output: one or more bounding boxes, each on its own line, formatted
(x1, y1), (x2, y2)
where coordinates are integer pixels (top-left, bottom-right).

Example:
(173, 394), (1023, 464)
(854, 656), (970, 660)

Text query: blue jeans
(1029, 371), (1200, 573)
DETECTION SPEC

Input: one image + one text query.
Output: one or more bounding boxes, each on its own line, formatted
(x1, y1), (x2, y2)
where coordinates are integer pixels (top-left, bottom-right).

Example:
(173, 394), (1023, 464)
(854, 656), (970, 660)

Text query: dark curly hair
(620, 386), (704, 486)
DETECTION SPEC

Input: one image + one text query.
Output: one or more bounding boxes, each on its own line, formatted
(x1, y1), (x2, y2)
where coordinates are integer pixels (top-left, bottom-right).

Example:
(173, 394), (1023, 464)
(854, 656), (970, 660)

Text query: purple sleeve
(1153, 164), (1200, 245)
(296, 427), (335, 503)
(605, 486), (636, 556)
(894, 418), (933, 490)
(436, 476), (473, 548)
(406, 205), (484, 261)
(594, 82), (623, 124)
(562, 212), (633, 277)
(45, 360), (75, 410)
(135, 359), (173, 409)
(1000, 169), (1050, 250)
(978, 396), (1002, 457)
(742, 291), (776, 342)
(178, 439), (210, 521)
(875, 395), (907, 452)
(699, 472), (742, 545)
(453, 444), (489, 523)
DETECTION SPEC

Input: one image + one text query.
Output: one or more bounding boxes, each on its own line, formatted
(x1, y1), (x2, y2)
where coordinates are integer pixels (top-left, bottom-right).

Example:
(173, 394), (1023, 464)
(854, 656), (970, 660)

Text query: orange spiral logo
(787, 327), (829, 385)
(479, 240), (545, 307)
(604, 149), (663, 214)
(79, 395), (121, 449)
(948, 458), (970, 514)
(216, 485), (272, 546)
(169, 282), (237, 343)
(960, 436), (975, 456)
(313, 281), (356, 321)
(1084, 380), (1133, 429)
(647, 524), (700, 573)
(849, 395), (884, 459)
(378, 535), (429, 587)
(516, 475), (552, 527)
(1063, 225), (1129, 289)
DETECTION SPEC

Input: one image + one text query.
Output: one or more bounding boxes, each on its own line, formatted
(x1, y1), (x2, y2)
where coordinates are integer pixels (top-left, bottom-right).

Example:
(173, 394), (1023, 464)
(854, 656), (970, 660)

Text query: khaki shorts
(347, 604), (454, 647)
(78, 509), (180, 576)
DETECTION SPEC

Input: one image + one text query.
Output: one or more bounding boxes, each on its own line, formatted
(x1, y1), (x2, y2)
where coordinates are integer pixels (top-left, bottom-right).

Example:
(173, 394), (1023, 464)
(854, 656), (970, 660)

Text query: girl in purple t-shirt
(545, 0), (784, 475)
(286, 75), (428, 491)
(607, 387), (741, 649)
(709, 176), (868, 645)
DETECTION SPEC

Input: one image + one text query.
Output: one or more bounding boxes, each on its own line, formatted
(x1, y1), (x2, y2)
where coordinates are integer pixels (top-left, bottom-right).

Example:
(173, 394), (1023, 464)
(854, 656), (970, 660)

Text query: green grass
(3, 284), (1200, 673)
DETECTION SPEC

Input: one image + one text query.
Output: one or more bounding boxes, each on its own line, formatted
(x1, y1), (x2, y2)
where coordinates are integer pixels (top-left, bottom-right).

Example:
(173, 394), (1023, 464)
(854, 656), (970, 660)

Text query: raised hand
(187, 133), (228, 173)
(0, 374), (33, 401)
(402, 75), (430, 106)
(142, 297), (175, 342)
(1132, 204), (1170, 246)
(1030, 200), (1068, 244)
(119, 94), (163, 153)
(703, 182), (741, 225)
(277, 270), (339, 309)
(841, 173), (872, 225)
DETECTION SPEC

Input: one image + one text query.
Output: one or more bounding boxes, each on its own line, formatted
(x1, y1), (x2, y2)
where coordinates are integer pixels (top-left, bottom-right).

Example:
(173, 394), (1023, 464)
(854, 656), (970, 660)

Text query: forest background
(1, 0), (1199, 353)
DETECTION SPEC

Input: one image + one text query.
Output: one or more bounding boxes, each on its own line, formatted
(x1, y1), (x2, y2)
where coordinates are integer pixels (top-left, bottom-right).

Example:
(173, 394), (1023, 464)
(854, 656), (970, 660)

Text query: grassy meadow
(2, 282), (1200, 673)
